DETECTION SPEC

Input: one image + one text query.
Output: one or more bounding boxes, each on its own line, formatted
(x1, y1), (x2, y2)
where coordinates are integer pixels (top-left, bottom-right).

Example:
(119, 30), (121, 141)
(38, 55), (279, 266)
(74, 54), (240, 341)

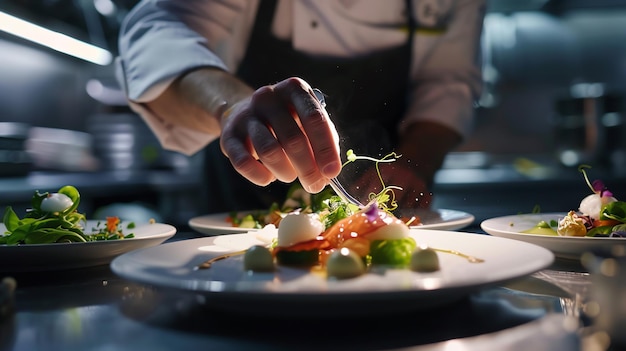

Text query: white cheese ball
(277, 213), (324, 247)
(40, 193), (73, 213)
(365, 220), (410, 241)
(579, 193), (617, 220)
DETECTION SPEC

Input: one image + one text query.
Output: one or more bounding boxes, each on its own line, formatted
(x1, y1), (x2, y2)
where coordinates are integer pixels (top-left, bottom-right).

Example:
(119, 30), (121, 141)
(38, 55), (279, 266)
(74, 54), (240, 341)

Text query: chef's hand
(220, 77), (342, 194)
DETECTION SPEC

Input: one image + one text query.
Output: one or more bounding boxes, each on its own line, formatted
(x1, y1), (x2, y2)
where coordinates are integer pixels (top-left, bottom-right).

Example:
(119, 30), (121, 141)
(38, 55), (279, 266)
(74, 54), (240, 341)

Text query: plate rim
(111, 229), (554, 299)
(481, 212), (626, 241)
(0, 220), (177, 271)
(481, 212), (626, 260)
(0, 220), (177, 248)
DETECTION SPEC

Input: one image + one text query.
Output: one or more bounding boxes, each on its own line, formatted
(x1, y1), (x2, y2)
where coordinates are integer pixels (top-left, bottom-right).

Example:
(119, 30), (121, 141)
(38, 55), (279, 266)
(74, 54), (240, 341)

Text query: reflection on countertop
(0, 231), (584, 351)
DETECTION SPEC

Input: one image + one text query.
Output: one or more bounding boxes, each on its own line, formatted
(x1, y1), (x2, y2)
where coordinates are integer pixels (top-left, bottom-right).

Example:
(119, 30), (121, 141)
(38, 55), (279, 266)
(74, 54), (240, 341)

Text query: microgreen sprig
(578, 164), (613, 197)
(342, 149), (403, 213)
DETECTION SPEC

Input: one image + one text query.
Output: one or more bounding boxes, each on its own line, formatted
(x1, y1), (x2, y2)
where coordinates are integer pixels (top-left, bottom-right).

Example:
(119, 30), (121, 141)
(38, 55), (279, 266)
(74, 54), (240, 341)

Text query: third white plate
(481, 213), (626, 260)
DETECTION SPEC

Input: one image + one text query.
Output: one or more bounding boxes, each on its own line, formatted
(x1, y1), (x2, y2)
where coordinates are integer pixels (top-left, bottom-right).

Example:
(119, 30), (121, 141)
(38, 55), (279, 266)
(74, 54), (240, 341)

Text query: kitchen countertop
(0, 229), (594, 351)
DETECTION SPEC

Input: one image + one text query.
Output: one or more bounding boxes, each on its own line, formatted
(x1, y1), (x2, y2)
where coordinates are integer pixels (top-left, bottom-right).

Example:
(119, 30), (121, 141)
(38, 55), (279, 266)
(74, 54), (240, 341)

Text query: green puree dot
(410, 247), (440, 272)
(244, 245), (275, 272)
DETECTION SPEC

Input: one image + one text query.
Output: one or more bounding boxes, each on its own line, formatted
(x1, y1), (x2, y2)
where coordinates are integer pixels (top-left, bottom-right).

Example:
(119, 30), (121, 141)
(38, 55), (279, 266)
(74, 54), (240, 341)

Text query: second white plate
(189, 208), (475, 236)
(481, 213), (626, 260)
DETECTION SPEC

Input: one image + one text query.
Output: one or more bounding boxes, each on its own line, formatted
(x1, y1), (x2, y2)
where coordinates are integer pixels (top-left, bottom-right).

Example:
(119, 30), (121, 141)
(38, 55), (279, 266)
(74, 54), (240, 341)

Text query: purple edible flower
(364, 202), (379, 222)
(592, 179), (613, 197)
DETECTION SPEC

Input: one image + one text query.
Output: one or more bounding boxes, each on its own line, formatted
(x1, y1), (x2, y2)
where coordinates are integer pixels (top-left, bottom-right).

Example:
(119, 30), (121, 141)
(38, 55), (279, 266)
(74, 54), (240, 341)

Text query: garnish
(580, 164), (613, 198)
(523, 166), (626, 238)
(342, 149), (403, 214)
(1, 185), (134, 245)
(224, 150), (415, 230)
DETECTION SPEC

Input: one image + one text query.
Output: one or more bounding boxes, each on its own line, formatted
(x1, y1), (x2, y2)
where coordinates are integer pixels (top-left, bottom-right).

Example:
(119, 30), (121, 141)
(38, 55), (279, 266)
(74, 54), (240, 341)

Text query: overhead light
(0, 10), (112, 66)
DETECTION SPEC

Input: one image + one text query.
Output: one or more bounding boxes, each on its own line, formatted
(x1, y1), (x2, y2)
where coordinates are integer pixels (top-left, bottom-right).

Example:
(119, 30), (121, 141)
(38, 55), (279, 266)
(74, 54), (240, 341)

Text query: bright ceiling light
(0, 10), (113, 66)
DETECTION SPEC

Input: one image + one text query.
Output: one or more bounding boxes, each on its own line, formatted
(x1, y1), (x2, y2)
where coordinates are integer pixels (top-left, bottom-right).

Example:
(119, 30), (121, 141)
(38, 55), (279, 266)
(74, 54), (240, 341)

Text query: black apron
(204, 0), (415, 213)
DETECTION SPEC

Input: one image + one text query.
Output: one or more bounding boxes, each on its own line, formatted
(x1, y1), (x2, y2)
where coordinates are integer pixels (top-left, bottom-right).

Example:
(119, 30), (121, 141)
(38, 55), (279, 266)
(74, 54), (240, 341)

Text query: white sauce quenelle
(276, 212), (324, 247)
(40, 193), (73, 213)
(579, 193), (617, 220)
(364, 219), (410, 241)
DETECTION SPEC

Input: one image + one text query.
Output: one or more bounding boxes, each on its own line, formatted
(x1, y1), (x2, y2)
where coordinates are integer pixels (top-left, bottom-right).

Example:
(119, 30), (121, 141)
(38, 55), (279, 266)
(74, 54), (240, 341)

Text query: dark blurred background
(0, 0), (625, 226)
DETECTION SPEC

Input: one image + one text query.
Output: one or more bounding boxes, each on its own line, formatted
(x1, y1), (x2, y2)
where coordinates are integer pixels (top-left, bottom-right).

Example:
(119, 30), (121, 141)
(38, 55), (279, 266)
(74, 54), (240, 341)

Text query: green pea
(243, 245), (275, 272)
(410, 247), (440, 272)
(327, 248), (365, 280)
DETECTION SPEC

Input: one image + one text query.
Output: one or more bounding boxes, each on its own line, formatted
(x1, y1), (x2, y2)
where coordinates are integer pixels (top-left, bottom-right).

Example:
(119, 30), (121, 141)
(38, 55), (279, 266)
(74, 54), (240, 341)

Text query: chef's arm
(144, 67), (254, 136)
(398, 0), (484, 186)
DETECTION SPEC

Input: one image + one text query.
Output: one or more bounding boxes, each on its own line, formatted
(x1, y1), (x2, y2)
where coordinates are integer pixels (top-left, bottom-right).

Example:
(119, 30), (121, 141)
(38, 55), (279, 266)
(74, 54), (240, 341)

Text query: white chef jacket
(116, 0), (485, 155)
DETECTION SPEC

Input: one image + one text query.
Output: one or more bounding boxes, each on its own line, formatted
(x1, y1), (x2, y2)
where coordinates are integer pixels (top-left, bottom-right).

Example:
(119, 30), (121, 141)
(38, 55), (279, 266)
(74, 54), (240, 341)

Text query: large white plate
(189, 208), (475, 236)
(0, 220), (176, 272)
(111, 229), (553, 316)
(481, 213), (626, 260)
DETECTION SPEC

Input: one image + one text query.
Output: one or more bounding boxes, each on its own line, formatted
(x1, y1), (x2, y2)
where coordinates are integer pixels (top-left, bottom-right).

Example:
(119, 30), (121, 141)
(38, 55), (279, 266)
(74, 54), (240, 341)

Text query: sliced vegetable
(275, 249), (320, 266)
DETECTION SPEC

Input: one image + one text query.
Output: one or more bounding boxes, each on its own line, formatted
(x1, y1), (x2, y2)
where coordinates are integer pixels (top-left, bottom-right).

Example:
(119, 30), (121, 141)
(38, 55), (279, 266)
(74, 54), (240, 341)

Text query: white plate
(188, 208), (475, 236)
(481, 213), (626, 260)
(0, 220), (176, 272)
(111, 229), (553, 316)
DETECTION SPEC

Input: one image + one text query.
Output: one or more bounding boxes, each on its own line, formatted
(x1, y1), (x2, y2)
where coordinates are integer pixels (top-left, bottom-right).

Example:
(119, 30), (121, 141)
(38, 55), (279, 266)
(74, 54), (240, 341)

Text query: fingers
(220, 102), (276, 186)
(220, 78), (342, 193)
(253, 83), (334, 193)
(274, 79), (342, 180)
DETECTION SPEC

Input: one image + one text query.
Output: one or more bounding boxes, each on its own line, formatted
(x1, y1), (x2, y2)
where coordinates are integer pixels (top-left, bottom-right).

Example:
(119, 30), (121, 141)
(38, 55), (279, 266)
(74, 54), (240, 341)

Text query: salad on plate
(225, 150), (421, 231)
(1, 185), (135, 245)
(523, 165), (626, 238)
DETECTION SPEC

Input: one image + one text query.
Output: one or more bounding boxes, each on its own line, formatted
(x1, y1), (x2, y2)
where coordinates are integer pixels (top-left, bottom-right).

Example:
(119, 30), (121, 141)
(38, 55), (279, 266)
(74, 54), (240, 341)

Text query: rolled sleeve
(115, 0), (241, 155)
(124, 97), (217, 156)
(117, 2), (229, 101)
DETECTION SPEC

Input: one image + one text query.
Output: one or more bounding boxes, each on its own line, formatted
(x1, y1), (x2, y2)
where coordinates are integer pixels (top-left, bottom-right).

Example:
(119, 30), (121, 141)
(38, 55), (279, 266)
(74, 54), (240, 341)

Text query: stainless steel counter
(0, 229), (605, 351)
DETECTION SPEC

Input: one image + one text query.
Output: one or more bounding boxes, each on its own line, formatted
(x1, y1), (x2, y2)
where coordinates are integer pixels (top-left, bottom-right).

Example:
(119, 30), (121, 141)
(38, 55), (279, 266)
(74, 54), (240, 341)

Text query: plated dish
(188, 208), (475, 236)
(0, 220), (176, 272)
(481, 213), (626, 260)
(111, 228), (553, 316)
